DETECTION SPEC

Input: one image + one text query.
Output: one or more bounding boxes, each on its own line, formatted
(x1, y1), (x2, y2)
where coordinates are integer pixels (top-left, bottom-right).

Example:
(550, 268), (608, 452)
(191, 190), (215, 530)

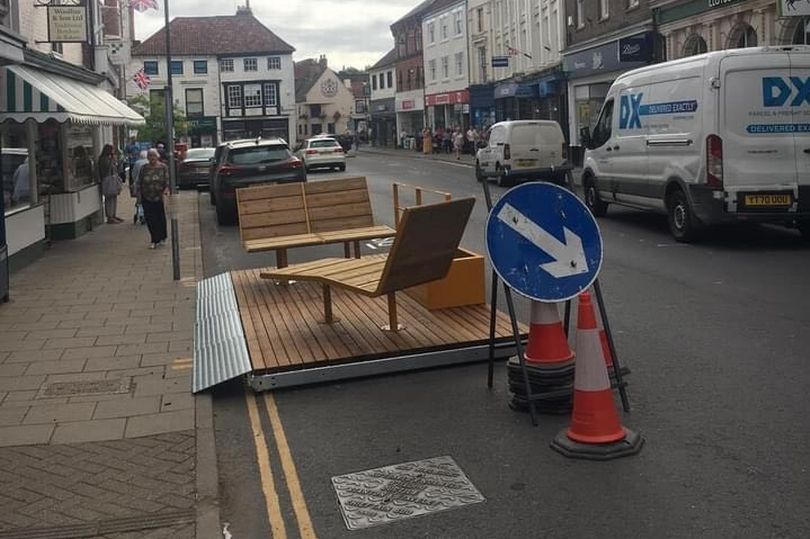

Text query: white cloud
(134, 0), (416, 69)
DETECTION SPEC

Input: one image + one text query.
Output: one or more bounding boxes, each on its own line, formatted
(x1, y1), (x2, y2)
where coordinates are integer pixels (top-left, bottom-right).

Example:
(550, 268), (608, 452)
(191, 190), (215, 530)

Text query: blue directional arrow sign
(486, 182), (603, 303)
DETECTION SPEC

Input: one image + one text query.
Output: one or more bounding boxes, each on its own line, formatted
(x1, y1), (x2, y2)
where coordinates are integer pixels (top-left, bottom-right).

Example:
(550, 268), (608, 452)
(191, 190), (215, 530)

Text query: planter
(405, 248), (485, 310)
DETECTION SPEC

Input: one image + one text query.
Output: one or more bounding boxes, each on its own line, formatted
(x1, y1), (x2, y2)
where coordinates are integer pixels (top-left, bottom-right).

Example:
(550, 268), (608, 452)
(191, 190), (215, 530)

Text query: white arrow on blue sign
(486, 182), (603, 303)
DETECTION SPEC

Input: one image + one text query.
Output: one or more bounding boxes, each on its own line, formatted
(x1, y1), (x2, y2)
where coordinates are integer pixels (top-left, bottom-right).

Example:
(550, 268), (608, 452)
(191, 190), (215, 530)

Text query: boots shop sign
(37, 0), (88, 43)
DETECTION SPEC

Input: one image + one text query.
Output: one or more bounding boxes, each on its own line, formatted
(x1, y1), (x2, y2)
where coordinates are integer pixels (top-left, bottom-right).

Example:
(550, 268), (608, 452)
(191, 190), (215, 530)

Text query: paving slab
(23, 402), (96, 424)
(51, 418), (127, 444)
(25, 359), (88, 376)
(94, 397), (161, 420)
(0, 424), (54, 447)
(124, 409), (194, 438)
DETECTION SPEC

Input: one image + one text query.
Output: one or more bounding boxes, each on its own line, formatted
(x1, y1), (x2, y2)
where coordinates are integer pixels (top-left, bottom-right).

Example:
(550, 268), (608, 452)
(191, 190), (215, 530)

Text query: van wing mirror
(580, 126), (592, 149)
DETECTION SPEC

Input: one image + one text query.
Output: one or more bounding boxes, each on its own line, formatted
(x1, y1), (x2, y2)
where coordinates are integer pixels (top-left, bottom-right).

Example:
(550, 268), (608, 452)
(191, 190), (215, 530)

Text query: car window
(228, 145), (291, 164)
(592, 99), (614, 148)
(310, 139), (340, 149)
(185, 148), (215, 159)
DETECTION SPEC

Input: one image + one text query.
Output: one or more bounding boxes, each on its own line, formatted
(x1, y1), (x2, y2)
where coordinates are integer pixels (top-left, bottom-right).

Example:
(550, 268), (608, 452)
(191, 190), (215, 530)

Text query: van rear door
(510, 122), (546, 171)
(720, 50), (796, 212)
(788, 47), (810, 210)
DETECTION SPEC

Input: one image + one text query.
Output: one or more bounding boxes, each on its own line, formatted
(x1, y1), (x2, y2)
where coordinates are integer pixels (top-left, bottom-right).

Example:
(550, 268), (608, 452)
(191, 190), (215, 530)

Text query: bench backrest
(376, 198), (475, 295)
(236, 183), (308, 243)
(304, 177), (374, 233)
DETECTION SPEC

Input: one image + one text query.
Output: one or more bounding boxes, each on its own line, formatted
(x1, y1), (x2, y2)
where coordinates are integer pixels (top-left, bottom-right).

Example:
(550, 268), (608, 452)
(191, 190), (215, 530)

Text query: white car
(475, 120), (571, 187)
(581, 45), (810, 242)
(295, 137), (346, 172)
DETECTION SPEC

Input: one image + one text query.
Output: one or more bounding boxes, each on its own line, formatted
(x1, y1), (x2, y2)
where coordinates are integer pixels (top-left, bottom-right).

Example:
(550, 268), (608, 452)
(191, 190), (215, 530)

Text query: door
(482, 125), (505, 174)
(611, 86), (650, 205)
(588, 97), (616, 199)
(720, 50), (796, 210)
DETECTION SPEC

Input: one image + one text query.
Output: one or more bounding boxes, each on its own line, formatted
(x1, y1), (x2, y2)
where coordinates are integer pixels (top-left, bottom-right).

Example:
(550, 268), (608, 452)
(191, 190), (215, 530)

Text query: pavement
(0, 191), (219, 539)
(354, 144), (477, 168)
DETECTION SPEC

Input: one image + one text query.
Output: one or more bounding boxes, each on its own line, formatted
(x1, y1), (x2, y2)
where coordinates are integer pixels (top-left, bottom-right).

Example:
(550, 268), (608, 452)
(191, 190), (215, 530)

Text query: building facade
(562, 0), (659, 157)
(391, 2), (429, 142)
(423, 0), (470, 130)
(368, 49), (398, 147)
(294, 56), (355, 139)
(131, 7), (295, 146)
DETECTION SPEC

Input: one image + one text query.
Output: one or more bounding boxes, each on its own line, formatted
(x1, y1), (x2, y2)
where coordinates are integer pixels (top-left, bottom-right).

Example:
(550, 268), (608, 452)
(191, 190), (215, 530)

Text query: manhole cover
(39, 378), (132, 398)
(331, 456), (485, 530)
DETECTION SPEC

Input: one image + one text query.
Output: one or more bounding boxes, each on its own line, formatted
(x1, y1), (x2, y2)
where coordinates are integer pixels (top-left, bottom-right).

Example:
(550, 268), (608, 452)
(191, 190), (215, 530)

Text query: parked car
(210, 137), (306, 225)
(475, 120), (571, 186)
(580, 45), (810, 242)
(294, 137), (347, 172)
(177, 147), (215, 189)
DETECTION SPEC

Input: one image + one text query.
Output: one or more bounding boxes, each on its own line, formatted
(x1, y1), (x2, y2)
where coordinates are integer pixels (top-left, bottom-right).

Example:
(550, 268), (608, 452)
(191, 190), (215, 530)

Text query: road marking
(245, 390), (288, 539)
(263, 393), (317, 539)
(171, 358), (193, 371)
(434, 161), (473, 169)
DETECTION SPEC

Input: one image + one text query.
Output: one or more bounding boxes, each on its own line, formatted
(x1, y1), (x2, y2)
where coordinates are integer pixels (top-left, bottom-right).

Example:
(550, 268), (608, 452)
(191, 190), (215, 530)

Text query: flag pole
(163, 0), (180, 281)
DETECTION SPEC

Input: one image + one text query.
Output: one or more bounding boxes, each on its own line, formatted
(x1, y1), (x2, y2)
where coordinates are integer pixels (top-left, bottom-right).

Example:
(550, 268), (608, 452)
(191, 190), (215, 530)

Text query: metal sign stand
(481, 180), (631, 425)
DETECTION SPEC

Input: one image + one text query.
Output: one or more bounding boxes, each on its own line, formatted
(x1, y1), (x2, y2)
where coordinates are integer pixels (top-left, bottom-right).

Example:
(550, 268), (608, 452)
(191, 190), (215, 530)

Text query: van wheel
(584, 179), (608, 217)
(667, 188), (699, 242)
(475, 161), (484, 182)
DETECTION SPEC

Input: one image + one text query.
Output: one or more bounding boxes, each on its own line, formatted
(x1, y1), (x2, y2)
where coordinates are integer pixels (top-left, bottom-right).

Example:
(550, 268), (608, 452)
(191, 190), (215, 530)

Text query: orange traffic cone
(550, 291), (643, 460)
(524, 301), (574, 368)
(599, 328), (614, 368)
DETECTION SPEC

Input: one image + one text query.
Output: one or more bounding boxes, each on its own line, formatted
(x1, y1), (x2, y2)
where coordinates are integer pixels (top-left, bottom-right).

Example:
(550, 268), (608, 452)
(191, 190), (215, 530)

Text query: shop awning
(1, 65), (144, 126)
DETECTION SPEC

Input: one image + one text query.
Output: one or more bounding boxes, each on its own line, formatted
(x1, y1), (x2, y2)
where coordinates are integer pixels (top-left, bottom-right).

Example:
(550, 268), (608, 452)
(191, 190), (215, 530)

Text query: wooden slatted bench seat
(259, 198), (476, 331)
(237, 177), (397, 268)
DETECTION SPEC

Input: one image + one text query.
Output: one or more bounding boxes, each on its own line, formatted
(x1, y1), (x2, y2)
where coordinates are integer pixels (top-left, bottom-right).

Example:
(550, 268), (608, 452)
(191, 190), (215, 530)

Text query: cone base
(550, 427), (644, 461)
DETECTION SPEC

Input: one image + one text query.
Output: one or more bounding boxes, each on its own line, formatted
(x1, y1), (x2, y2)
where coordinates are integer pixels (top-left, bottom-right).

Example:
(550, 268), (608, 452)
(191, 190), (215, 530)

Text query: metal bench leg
(381, 292), (403, 331)
(343, 243), (351, 258)
(321, 283), (336, 324)
(353, 240), (361, 259)
(276, 249), (288, 269)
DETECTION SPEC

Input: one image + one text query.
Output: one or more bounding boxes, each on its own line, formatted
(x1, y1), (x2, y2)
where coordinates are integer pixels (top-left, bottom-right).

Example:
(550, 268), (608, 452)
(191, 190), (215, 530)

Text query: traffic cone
(599, 328), (613, 368)
(524, 301), (574, 368)
(550, 291), (643, 460)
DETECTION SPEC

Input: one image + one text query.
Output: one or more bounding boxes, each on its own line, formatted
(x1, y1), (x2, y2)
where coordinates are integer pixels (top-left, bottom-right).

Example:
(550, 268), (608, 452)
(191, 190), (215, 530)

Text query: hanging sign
(48, 3), (88, 43)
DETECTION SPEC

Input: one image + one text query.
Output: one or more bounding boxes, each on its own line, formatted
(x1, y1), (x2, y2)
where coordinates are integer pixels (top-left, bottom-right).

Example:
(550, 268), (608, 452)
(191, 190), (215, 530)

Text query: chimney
(236, 4), (252, 16)
(319, 55), (327, 68)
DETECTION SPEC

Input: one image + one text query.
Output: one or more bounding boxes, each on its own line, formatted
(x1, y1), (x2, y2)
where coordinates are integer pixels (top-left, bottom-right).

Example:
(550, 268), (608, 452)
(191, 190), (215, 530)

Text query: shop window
(683, 34), (708, 57)
(263, 83), (278, 107)
(244, 58), (258, 72)
(268, 56), (281, 70)
(729, 23), (757, 49)
(793, 17), (810, 45)
(185, 88), (204, 117)
(193, 60), (207, 74)
(170, 60), (183, 75)
(65, 124), (94, 191)
(227, 85), (242, 109)
(2, 143), (30, 213)
(220, 58), (234, 73)
(144, 61), (158, 75)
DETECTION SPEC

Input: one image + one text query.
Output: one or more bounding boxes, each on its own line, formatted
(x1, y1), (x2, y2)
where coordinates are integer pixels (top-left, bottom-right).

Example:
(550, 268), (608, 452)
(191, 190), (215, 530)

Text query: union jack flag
(507, 46), (533, 60)
(133, 68), (151, 90)
(131, 0), (159, 13)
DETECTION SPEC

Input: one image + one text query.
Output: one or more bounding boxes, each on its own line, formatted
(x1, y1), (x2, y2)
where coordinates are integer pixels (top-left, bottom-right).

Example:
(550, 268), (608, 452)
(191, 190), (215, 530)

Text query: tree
(127, 94), (189, 143)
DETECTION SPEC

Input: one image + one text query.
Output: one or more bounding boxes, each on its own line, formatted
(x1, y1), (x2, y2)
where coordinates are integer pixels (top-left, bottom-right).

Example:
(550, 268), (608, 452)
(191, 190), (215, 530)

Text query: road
(199, 149), (810, 538)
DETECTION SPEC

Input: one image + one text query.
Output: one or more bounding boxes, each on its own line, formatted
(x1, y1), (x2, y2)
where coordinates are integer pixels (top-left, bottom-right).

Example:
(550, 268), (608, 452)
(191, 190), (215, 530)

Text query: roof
(294, 59), (327, 102)
(370, 48), (397, 70)
(133, 10), (294, 57)
(392, 0), (437, 28)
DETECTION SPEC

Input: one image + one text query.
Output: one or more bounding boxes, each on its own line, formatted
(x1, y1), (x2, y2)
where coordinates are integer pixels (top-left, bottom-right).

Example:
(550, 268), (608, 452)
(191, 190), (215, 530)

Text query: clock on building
(321, 78), (338, 98)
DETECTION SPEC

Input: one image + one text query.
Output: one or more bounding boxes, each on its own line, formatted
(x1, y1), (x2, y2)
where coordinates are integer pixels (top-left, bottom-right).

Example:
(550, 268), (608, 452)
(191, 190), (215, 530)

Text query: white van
(476, 120), (571, 186)
(580, 46), (810, 241)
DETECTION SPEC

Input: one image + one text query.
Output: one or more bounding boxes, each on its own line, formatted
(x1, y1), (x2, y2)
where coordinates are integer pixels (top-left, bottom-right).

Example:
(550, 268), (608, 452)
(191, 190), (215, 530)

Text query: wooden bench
(259, 198), (476, 331)
(236, 176), (396, 267)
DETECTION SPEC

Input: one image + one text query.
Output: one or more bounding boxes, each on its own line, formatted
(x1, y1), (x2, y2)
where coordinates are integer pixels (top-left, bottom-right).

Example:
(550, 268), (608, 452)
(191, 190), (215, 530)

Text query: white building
(294, 56), (355, 139)
(423, 0), (470, 130)
(466, 0), (566, 130)
(130, 7), (296, 146)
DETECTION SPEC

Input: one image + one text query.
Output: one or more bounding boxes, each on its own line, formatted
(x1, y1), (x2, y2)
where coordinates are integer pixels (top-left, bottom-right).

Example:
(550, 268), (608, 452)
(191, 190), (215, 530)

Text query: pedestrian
(422, 127), (433, 155)
(137, 148), (169, 249)
(130, 150), (148, 225)
(466, 126), (476, 154)
(443, 128), (452, 153)
(99, 144), (123, 224)
(453, 128), (464, 160)
(125, 136), (139, 182)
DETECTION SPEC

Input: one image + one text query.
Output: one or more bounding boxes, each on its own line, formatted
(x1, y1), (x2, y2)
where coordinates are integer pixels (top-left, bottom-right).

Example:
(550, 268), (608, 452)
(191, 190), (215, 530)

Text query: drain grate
(39, 378), (132, 398)
(331, 455), (485, 530)
(0, 509), (194, 539)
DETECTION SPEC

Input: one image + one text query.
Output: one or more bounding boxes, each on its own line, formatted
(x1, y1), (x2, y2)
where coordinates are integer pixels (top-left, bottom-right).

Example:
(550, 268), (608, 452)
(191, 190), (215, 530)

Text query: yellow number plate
(744, 194), (792, 207)
(515, 159), (536, 167)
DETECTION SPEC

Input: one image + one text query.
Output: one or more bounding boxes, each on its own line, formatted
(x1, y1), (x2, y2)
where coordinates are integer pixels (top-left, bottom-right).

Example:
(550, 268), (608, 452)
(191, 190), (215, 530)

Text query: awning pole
(164, 0), (180, 281)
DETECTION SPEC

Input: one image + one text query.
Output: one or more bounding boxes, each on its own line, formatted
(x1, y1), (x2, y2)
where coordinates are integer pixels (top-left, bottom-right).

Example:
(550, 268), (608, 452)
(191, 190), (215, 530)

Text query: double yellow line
(245, 390), (317, 539)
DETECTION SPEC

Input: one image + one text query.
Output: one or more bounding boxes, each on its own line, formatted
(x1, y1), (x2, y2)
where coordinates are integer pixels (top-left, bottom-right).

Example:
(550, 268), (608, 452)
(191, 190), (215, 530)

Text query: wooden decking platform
(231, 269), (521, 377)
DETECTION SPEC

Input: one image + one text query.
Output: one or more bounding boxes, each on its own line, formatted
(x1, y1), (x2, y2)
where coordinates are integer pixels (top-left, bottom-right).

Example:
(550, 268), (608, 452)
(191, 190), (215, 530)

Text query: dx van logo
(763, 77), (810, 107)
(620, 93), (644, 129)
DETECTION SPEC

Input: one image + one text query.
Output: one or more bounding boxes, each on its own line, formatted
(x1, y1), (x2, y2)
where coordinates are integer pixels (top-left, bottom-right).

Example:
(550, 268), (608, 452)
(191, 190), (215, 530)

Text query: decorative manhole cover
(39, 378), (132, 398)
(331, 456), (485, 530)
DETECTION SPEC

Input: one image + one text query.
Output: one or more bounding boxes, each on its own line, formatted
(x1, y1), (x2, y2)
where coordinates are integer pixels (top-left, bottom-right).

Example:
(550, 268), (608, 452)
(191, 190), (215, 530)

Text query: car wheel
(339, 163), (346, 172)
(584, 178), (608, 217)
(475, 161), (484, 182)
(667, 188), (699, 242)
(216, 201), (236, 226)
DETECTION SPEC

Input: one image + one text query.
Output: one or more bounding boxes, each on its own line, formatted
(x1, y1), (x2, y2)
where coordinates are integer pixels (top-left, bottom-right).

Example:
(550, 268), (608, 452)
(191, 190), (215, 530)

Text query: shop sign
(492, 56), (509, 68)
(188, 116), (217, 134)
(494, 83), (538, 99)
(563, 32), (653, 80)
(47, 4), (88, 43)
(425, 90), (469, 107)
(401, 99), (415, 110)
(656, 0), (745, 25)
(779, 0), (810, 16)
(619, 35), (653, 63)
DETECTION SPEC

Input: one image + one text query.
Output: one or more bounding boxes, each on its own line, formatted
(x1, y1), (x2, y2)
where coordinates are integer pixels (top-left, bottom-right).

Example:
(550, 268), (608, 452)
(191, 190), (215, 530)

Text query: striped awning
(1, 65), (144, 126)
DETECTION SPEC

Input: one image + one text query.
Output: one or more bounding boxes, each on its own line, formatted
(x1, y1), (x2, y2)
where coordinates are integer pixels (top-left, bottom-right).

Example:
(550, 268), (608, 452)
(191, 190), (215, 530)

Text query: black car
(177, 147), (215, 189)
(210, 137), (306, 225)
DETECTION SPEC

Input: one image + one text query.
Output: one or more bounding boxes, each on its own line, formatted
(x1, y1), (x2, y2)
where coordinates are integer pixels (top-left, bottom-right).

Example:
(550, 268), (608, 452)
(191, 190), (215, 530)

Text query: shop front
(469, 83), (495, 130)
(1, 54), (144, 270)
(395, 90), (425, 149)
(222, 118), (290, 142)
(370, 97), (396, 147)
(185, 116), (218, 148)
(425, 90), (469, 131)
(494, 81), (538, 122)
(563, 29), (660, 163)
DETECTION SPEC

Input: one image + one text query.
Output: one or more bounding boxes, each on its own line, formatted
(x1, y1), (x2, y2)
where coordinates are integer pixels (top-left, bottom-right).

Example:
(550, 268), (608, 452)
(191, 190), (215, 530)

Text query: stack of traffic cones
(508, 301), (576, 414)
(550, 291), (643, 460)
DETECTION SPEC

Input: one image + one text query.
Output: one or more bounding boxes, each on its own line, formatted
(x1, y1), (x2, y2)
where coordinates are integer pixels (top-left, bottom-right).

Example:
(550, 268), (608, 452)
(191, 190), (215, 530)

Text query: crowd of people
(400, 125), (486, 158)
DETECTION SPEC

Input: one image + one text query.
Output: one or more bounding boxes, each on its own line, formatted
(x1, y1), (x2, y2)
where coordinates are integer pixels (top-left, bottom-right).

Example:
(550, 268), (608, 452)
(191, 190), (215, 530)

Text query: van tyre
(338, 163), (346, 172)
(584, 180), (608, 217)
(667, 188), (699, 242)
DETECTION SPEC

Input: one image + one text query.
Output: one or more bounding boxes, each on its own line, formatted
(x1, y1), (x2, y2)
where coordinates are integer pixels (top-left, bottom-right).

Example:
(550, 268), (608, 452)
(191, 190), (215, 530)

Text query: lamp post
(163, 0), (180, 281)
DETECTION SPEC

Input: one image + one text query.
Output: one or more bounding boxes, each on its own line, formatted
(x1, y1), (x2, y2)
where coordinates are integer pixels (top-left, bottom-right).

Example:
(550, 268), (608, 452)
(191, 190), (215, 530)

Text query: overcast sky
(134, 0), (417, 70)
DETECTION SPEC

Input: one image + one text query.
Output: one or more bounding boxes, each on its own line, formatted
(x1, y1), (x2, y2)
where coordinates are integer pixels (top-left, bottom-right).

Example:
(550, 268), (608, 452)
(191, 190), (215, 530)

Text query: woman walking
(137, 149), (170, 249)
(99, 144), (123, 224)
(453, 128), (464, 160)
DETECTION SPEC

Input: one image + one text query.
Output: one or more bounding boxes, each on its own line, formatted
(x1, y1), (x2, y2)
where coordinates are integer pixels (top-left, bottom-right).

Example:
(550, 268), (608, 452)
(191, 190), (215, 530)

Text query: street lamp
(163, 0), (180, 281)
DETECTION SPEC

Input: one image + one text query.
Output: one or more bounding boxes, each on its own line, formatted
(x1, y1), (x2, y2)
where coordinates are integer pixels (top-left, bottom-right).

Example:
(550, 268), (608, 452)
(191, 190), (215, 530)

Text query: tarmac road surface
(200, 149), (810, 538)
